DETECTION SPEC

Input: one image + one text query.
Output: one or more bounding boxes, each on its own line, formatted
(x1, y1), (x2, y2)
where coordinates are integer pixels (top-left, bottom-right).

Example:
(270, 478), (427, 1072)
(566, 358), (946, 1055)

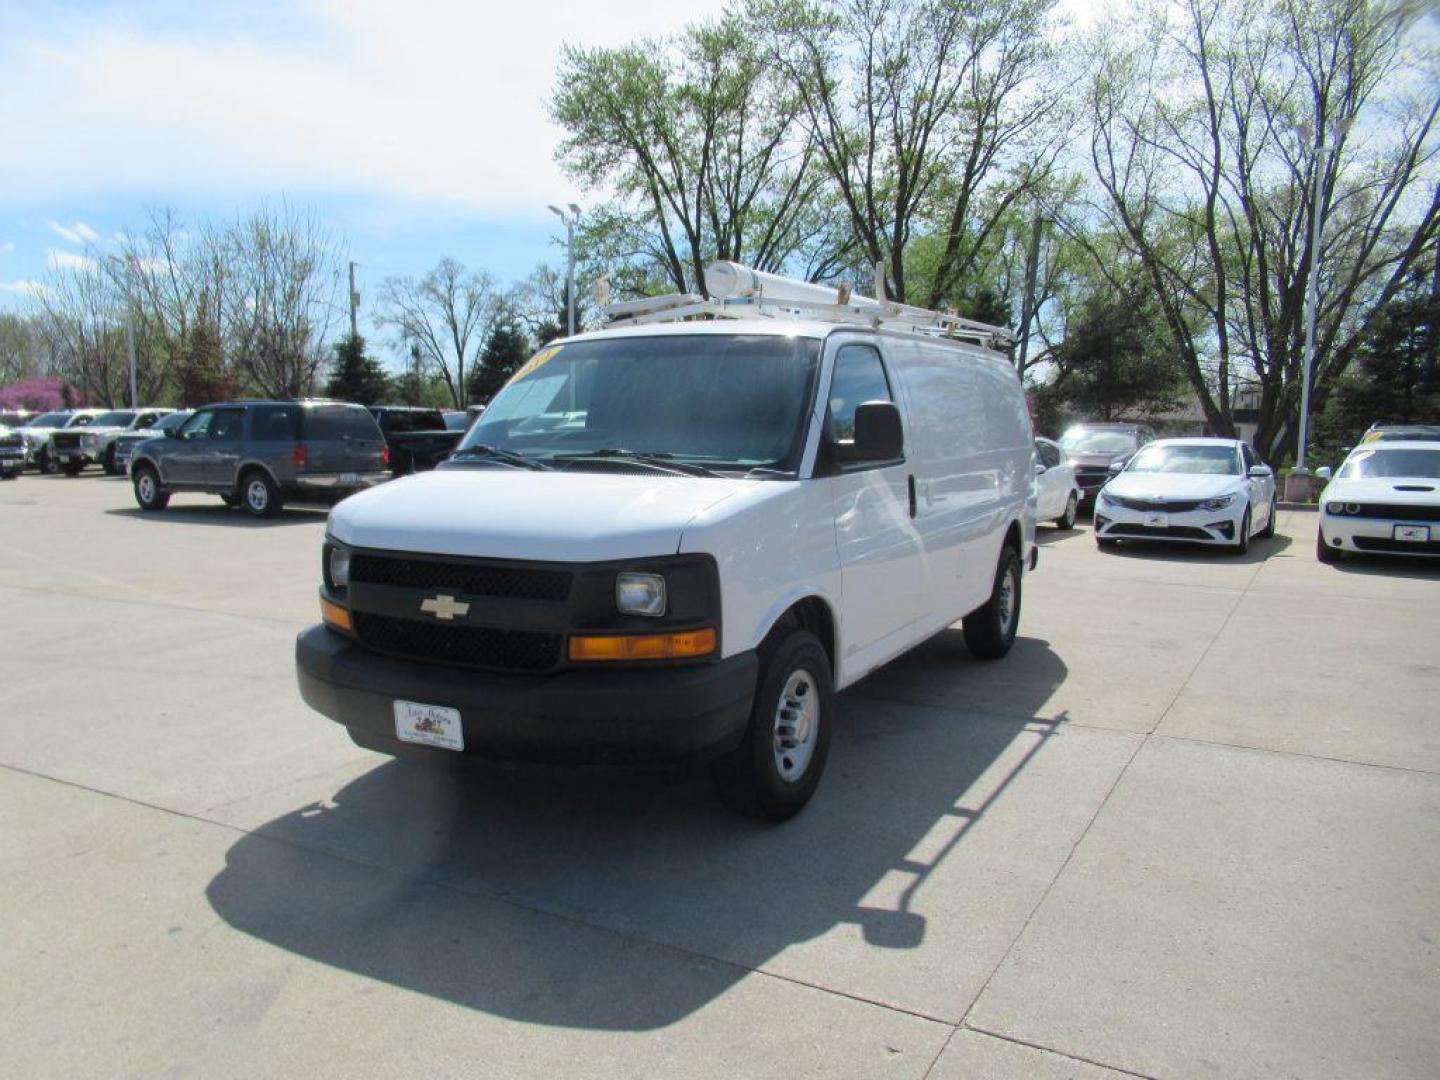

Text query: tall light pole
(1294, 116), (1351, 476)
(548, 203), (582, 336)
(107, 255), (139, 408)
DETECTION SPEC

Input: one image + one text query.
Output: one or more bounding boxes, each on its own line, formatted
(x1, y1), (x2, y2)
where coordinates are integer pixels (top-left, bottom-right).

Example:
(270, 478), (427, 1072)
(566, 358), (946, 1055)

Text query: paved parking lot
(2, 475), (1437, 1079)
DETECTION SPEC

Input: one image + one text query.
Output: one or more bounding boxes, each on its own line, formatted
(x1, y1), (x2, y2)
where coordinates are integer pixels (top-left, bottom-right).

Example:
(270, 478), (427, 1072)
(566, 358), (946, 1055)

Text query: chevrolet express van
(296, 265), (1037, 819)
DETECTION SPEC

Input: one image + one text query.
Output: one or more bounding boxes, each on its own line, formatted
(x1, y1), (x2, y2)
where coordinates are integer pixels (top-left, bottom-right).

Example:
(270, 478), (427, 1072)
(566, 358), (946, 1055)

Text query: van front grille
(350, 553), (572, 602)
(352, 612), (561, 671)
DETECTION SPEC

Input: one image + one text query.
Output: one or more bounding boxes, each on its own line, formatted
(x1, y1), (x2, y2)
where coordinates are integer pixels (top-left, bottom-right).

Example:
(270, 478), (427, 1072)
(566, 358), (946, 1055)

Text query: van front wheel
(711, 629), (833, 822)
(964, 546), (1022, 660)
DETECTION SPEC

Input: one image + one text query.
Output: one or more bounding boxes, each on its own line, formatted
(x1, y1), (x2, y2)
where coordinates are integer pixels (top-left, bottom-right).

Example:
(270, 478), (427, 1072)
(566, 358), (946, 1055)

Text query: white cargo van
(297, 263), (1037, 819)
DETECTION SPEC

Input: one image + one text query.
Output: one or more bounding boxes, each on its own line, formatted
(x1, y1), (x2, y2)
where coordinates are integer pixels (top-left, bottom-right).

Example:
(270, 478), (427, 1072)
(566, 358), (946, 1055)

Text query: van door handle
(907, 474), (917, 518)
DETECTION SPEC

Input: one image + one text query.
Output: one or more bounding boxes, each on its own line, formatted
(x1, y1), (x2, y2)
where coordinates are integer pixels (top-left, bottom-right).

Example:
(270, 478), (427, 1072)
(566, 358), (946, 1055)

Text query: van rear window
(303, 405), (380, 440)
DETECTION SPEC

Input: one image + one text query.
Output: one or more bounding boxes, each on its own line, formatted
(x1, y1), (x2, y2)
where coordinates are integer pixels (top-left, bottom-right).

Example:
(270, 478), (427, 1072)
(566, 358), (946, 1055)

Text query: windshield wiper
(742, 466), (797, 480)
(448, 444), (551, 471)
(556, 448), (722, 478)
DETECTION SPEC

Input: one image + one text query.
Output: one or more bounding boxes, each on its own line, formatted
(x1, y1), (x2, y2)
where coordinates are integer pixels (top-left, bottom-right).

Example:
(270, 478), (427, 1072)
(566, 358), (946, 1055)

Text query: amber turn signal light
(569, 628), (716, 662)
(320, 596), (353, 633)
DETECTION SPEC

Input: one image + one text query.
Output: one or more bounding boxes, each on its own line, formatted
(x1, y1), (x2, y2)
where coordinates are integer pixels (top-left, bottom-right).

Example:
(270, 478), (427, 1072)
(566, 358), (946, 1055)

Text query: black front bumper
(296, 625), (758, 763)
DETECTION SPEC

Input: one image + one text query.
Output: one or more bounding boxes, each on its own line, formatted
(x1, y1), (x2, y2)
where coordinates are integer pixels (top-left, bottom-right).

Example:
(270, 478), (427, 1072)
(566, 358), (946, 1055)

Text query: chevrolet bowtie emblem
(420, 594), (469, 620)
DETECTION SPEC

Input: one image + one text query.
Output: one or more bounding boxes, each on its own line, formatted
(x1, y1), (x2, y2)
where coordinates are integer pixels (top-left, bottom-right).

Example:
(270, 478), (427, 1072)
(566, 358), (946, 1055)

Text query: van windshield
(459, 334), (822, 474)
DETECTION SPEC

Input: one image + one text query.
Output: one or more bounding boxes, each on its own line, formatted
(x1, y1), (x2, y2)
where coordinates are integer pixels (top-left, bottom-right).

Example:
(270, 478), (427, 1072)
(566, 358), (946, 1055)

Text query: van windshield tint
(460, 335), (821, 473)
(303, 406), (378, 440)
(91, 411), (136, 427)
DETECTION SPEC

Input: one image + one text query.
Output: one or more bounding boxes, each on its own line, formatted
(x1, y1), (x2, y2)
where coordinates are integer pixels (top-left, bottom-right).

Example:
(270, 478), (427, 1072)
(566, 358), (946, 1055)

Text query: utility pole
(1016, 211), (1045, 374)
(548, 203), (582, 336)
(108, 254), (139, 408)
(348, 261), (359, 340)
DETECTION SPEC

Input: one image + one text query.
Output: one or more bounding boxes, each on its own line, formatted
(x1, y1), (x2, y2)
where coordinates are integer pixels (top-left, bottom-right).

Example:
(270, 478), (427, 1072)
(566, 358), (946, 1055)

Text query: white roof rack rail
(598, 261), (1015, 350)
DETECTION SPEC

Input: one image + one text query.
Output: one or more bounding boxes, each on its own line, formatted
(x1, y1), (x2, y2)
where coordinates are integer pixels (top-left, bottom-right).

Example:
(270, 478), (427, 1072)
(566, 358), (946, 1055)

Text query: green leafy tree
(325, 333), (391, 405)
(466, 320), (530, 405)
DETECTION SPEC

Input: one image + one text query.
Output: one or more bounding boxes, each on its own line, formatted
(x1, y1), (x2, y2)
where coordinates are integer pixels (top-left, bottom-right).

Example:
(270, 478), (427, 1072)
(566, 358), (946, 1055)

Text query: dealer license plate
(340, 472), (359, 485)
(1145, 513), (1169, 529)
(393, 700), (464, 751)
(1394, 524), (1430, 543)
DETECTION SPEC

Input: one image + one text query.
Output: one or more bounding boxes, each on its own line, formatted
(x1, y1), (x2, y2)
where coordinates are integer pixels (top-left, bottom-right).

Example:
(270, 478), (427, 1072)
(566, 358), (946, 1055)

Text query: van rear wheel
(711, 628), (833, 822)
(964, 545), (1022, 660)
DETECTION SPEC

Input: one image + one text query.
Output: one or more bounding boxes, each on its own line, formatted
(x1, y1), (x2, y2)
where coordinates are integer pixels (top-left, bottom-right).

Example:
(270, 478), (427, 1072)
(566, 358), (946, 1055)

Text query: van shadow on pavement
(206, 631), (1067, 1030)
(104, 505), (324, 527)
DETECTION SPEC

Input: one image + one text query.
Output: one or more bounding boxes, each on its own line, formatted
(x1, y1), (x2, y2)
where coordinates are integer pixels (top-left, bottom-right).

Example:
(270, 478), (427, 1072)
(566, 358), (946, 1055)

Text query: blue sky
(1, 0), (1107, 334)
(0, 0), (733, 325)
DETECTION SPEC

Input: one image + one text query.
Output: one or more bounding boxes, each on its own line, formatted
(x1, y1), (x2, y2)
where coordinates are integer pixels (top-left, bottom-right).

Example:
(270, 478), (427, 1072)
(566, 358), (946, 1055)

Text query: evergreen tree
(325, 333), (391, 405)
(1044, 282), (1185, 423)
(176, 319), (236, 406)
(466, 320), (530, 404)
(1320, 269), (1440, 440)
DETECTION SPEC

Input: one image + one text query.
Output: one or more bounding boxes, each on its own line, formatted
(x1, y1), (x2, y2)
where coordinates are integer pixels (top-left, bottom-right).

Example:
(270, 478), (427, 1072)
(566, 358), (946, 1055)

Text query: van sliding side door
(825, 339), (923, 682)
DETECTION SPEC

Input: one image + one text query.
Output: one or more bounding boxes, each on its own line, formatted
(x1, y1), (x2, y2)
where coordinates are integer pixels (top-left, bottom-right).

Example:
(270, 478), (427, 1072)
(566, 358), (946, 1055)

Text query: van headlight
(1199, 494), (1237, 511)
(327, 544), (351, 590)
(616, 572), (666, 617)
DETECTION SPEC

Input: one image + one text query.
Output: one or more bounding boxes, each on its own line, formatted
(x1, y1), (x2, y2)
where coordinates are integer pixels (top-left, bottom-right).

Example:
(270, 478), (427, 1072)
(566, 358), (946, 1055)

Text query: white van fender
(742, 584), (842, 668)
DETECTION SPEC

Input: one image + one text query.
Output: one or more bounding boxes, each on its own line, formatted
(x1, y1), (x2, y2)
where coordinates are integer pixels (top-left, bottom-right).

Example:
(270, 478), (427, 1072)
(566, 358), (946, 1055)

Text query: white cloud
(0, 279), (47, 298)
(46, 249), (94, 271)
(0, 1), (731, 214)
(48, 220), (101, 245)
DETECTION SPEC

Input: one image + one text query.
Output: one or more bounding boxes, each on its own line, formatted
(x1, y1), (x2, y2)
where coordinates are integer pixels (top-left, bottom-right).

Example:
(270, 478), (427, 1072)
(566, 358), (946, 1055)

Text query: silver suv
(129, 399), (389, 517)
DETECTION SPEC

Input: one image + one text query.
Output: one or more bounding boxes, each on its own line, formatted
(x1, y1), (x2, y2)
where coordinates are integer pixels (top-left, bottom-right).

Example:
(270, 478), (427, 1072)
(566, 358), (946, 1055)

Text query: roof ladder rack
(597, 261), (1015, 350)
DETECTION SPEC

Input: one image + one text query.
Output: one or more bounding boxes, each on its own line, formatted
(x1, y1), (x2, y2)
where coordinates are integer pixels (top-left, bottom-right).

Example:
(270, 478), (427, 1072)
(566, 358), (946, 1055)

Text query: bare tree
(30, 261), (130, 406)
(212, 204), (345, 398)
(1086, 0), (1440, 459)
(375, 258), (500, 408)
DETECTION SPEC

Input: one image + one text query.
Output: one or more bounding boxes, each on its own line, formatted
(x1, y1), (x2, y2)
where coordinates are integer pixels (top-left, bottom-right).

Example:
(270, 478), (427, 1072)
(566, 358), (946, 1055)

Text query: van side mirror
(1107, 459), (1126, 475)
(166, 426), (180, 439)
(834, 401), (903, 464)
(1315, 466), (1333, 481)
(1248, 464), (1273, 478)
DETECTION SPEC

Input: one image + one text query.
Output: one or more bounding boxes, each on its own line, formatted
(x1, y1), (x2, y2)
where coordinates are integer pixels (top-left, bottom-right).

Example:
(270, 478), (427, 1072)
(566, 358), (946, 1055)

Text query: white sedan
(1035, 436), (1081, 528)
(1316, 441), (1440, 562)
(1094, 437), (1277, 554)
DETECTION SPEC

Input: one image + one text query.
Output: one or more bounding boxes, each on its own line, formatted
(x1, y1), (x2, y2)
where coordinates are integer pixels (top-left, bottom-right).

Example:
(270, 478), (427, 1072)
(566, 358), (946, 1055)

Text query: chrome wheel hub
(772, 669), (818, 782)
(246, 480), (268, 512)
(998, 566), (1017, 636)
(137, 474), (154, 501)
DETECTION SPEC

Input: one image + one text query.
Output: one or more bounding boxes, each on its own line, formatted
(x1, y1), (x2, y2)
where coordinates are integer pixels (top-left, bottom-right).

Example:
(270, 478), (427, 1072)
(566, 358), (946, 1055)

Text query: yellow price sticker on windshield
(507, 345), (562, 385)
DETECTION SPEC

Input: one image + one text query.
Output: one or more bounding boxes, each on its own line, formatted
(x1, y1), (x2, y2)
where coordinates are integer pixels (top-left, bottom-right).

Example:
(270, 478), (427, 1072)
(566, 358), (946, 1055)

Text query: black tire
(1257, 495), (1277, 539)
(60, 459), (83, 477)
(38, 446), (57, 475)
(1231, 507), (1251, 555)
(102, 445), (120, 476)
(239, 468), (283, 518)
(0, 468), (16, 481)
(963, 545), (1023, 660)
(1316, 528), (1342, 563)
(1055, 491), (1078, 530)
(131, 464), (169, 511)
(710, 628), (833, 822)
